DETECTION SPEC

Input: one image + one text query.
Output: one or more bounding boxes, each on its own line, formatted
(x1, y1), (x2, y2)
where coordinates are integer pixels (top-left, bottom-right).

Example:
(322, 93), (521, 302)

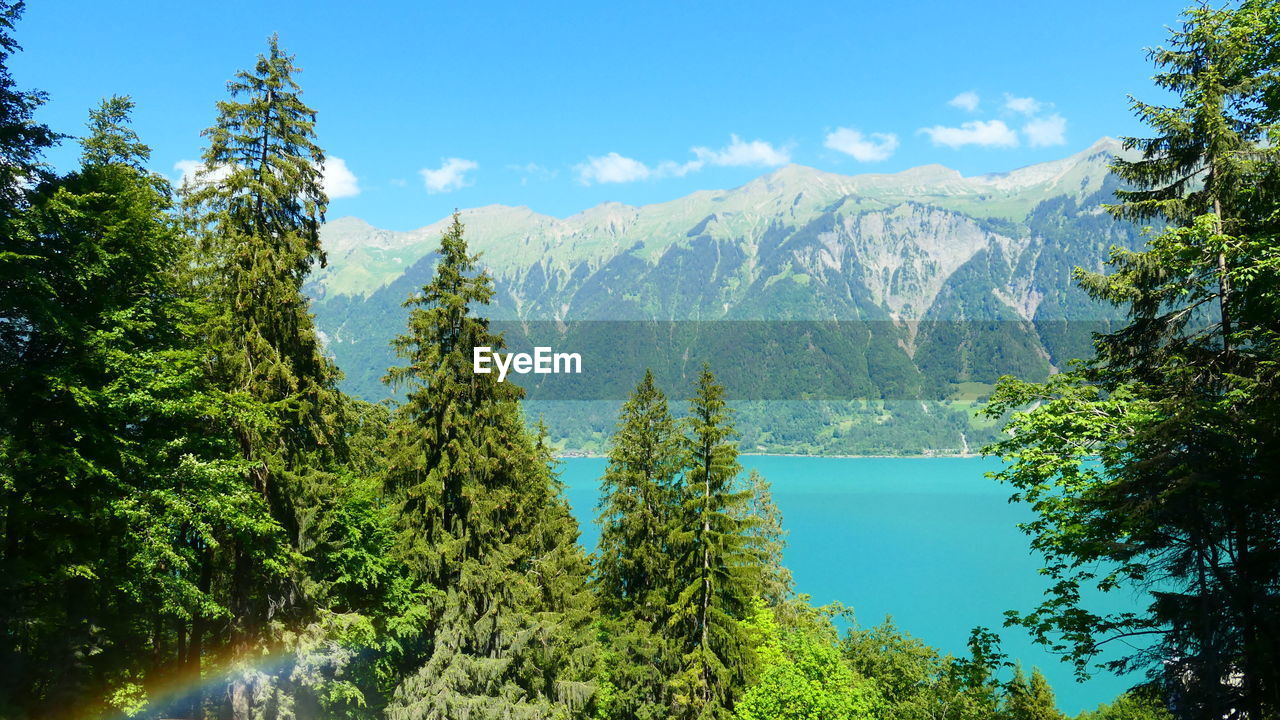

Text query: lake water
(558, 455), (1139, 716)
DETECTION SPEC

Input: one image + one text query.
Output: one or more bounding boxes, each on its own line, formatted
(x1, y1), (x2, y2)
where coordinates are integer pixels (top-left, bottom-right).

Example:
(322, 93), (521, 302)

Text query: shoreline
(554, 451), (985, 460)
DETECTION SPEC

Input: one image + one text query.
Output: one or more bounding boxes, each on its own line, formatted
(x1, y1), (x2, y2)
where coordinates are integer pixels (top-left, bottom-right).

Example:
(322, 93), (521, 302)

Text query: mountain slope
(308, 138), (1140, 454)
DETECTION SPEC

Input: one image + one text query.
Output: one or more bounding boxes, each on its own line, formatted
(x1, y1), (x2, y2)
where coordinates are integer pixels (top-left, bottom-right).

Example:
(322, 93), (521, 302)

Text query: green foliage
(597, 370), (683, 615)
(983, 3), (1280, 719)
(0, 92), (279, 717)
(381, 213), (596, 719)
(594, 369), (798, 720)
(666, 366), (760, 719)
(1004, 665), (1066, 720)
(594, 370), (684, 720)
(842, 616), (1014, 720)
(0, 0), (58, 210)
(175, 33), (363, 716)
(736, 471), (792, 606)
(735, 599), (879, 720)
(0, 3), (1217, 719)
(1075, 688), (1173, 720)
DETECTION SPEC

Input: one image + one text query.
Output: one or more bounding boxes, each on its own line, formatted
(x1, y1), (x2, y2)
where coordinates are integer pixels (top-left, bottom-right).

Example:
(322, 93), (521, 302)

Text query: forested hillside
(308, 144), (1146, 455)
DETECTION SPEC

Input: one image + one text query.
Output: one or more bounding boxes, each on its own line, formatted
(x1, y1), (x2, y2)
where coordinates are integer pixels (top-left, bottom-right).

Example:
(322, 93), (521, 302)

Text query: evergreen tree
(1002, 665), (1064, 720)
(983, 3), (1280, 718)
(1105, 0), (1279, 362)
(737, 470), (792, 607)
(382, 213), (595, 719)
(597, 370), (682, 614)
(181, 34), (349, 716)
(667, 365), (759, 720)
(595, 370), (684, 720)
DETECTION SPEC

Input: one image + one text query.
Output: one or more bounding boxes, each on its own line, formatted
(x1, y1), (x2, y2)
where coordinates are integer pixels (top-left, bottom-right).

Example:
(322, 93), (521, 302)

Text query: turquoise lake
(558, 455), (1140, 716)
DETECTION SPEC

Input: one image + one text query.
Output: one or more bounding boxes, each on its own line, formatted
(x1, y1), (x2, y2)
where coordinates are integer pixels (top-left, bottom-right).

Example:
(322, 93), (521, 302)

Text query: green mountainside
(309, 138), (1143, 454)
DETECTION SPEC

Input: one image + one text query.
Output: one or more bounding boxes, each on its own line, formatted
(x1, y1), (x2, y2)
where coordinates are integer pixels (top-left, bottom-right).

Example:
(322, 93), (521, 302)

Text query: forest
(1, 1), (1278, 719)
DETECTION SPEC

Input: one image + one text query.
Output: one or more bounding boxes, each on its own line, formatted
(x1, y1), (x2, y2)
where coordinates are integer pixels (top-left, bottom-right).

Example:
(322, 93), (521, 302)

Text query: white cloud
(508, 162), (558, 185)
(823, 128), (899, 162)
(918, 120), (1019, 149)
(1003, 94), (1042, 116)
(175, 158), (361, 199)
(948, 91), (980, 112)
(575, 152), (652, 184)
(173, 159), (231, 188)
(576, 135), (789, 185)
(420, 158), (478, 193)
(691, 134), (791, 168)
(323, 156), (360, 198)
(1022, 113), (1067, 147)
(173, 159), (201, 184)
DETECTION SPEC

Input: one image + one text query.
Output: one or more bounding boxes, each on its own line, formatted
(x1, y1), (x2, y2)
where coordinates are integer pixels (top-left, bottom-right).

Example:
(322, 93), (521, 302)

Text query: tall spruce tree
(382, 213), (595, 720)
(984, 2), (1280, 718)
(737, 470), (791, 607)
(181, 34), (347, 717)
(668, 365), (759, 720)
(595, 370), (685, 720)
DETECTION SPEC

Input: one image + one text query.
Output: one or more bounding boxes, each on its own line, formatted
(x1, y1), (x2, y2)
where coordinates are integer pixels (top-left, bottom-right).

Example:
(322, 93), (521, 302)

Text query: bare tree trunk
(1214, 197), (1232, 355)
(700, 445), (712, 705)
(185, 549), (213, 719)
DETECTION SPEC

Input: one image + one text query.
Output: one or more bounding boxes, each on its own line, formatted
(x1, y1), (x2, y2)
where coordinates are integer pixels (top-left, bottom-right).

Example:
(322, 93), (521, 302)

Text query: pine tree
(1003, 665), (1064, 720)
(595, 370), (685, 720)
(668, 365), (759, 720)
(737, 470), (792, 607)
(382, 213), (595, 720)
(1104, 0), (1279, 364)
(181, 34), (347, 717)
(597, 370), (682, 613)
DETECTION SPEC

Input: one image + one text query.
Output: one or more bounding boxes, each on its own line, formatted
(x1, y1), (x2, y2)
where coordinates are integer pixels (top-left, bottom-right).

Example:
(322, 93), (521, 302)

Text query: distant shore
(553, 450), (984, 460)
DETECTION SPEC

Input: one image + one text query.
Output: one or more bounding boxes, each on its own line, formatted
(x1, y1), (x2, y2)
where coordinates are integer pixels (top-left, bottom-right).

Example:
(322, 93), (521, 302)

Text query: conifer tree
(737, 470), (792, 607)
(598, 370), (682, 613)
(595, 370), (685, 720)
(1003, 665), (1064, 720)
(1104, 0), (1279, 362)
(668, 365), (760, 720)
(181, 34), (347, 716)
(382, 213), (595, 720)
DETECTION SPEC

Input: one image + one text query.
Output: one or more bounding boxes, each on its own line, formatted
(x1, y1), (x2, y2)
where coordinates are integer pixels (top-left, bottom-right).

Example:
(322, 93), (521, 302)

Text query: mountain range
(307, 138), (1143, 455)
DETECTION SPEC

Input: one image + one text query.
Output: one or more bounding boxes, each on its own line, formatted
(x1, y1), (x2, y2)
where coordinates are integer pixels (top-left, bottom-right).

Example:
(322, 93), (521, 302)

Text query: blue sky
(17, 1), (1185, 230)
